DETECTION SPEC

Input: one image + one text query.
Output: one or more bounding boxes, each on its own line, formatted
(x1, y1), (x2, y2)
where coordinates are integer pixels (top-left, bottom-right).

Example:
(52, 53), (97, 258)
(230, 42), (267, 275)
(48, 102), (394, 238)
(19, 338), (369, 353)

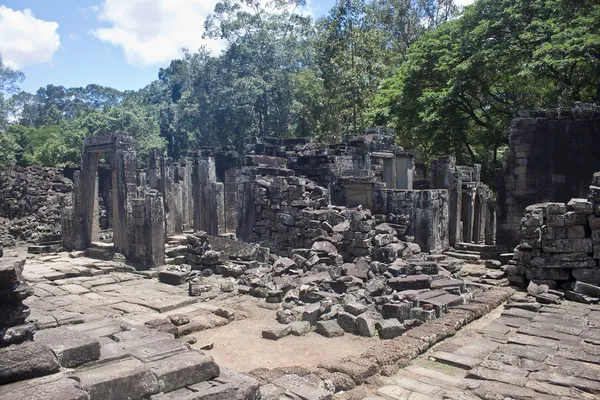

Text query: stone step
(430, 351), (480, 369)
(499, 253), (514, 264)
(86, 248), (114, 261)
(443, 251), (481, 261)
(455, 242), (497, 253)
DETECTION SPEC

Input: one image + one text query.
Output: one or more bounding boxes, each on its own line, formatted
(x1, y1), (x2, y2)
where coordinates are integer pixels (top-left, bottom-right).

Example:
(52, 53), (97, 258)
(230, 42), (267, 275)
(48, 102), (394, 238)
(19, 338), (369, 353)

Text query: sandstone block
(73, 357), (159, 400)
(572, 268), (600, 285)
(564, 211), (588, 226)
(355, 314), (377, 337)
(541, 238), (592, 253)
(0, 342), (60, 385)
(316, 320), (344, 337)
(147, 351), (220, 393)
(336, 312), (358, 334)
(567, 198), (593, 214)
(35, 327), (100, 368)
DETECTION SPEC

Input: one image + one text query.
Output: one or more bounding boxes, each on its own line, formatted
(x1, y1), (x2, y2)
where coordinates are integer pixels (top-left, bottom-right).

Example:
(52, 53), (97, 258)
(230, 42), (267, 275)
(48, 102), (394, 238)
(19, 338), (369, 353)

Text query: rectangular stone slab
(35, 327), (101, 368)
(72, 357), (159, 400)
(146, 350), (220, 393)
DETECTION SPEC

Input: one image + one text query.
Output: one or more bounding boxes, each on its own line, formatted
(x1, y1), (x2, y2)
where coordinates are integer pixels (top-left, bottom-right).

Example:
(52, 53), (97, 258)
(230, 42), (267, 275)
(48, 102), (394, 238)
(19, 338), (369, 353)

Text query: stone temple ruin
(0, 104), (600, 400)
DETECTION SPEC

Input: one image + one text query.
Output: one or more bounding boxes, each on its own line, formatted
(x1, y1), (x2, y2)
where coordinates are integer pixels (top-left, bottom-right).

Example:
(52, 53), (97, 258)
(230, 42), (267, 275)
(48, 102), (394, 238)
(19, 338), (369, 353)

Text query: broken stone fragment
(316, 320), (344, 338)
(168, 314), (190, 326)
(375, 319), (405, 339)
(289, 321), (311, 336)
(262, 325), (292, 340)
(355, 314), (377, 337)
(311, 241), (338, 254)
(276, 309), (297, 324)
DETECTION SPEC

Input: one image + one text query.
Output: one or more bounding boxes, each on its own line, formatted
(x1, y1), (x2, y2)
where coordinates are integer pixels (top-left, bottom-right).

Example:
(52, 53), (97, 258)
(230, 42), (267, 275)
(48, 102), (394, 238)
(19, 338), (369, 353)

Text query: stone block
(302, 303), (321, 326)
(187, 370), (260, 400)
(541, 239), (592, 253)
(567, 198), (593, 214)
(572, 281), (600, 298)
(382, 302), (413, 321)
(146, 351), (220, 393)
(525, 267), (571, 281)
(375, 319), (405, 339)
(567, 226), (586, 239)
(262, 325), (292, 340)
(272, 374), (332, 400)
(0, 342), (60, 385)
(289, 321), (311, 336)
(127, 338), (189, 363)
(564, 211), (588, 226)
(410, 307), (436, 322)
(35, 327), (100, 368)
(356, 314), (377, 337)
(158, 270), (189, 286)
(546, 214), (565, 227)
(316, 320), (344, 337)
(73, 357), (159, 400)
(0, 377), (90, 400)
(387, 275), (430, 291)
(572, 268), (600, 284)
(336, 312), (358, 334)
(344, 302), (367, 316)
(545, 203), (567, 215)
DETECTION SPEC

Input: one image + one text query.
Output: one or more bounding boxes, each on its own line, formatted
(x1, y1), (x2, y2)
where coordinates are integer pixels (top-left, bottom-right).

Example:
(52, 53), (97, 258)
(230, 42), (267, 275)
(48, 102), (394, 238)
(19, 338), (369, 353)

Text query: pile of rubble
(508, 171), (600, 303)
(164, 228), (479, 342)
(0, 166), (72, 246)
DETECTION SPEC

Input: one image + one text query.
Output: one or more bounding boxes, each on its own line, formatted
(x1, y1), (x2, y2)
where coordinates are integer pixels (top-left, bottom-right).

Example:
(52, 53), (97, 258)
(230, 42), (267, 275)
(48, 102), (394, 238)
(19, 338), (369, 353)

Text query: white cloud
(92, 0), (316, 67)
(0, 6), (61, 69)
(456, 0), (475, 6)
(91, 0), (224, 67)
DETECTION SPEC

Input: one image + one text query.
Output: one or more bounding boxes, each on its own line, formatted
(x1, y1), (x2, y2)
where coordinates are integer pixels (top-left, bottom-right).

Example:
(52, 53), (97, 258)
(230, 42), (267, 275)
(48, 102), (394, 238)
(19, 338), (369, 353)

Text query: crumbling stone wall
(510, 171), (600, 288)
(237, 169), (427, 261)
(0, 166), (72, 245)
(497, 104), (600, 250)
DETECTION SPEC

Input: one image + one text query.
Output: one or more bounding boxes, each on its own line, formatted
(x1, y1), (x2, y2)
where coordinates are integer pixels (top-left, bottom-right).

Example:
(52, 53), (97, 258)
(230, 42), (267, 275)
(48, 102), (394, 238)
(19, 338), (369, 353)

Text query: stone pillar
(0, 259), (35, 347)
(112, 148), (136, 256)
(430, 156), (461, 246)
(236, 168), (257, 242)
(180, 158), (193, 232)
(193, 156), (222, 236)
(395, 154), (414, 190)
(129, 190), (165, 268)
(485, 196), (497, 245)
(81, 151), (99, 247)
(224, 168), (238, 233)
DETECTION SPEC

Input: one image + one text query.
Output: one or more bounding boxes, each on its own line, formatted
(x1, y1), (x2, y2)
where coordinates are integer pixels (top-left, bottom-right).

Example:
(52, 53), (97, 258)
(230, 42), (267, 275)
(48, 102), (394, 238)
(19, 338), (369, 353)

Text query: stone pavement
(364, 301), (600, 400)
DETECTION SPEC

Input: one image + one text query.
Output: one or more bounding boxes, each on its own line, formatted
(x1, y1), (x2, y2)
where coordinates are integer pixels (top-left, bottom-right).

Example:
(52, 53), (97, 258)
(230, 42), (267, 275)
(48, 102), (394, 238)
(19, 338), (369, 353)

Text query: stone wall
(497, 104), (600, 250)
(511, 171), (600, 287)
(373, 189), (449, 253)
(0, 166), (72, 245)
(237, 169), (426, 261)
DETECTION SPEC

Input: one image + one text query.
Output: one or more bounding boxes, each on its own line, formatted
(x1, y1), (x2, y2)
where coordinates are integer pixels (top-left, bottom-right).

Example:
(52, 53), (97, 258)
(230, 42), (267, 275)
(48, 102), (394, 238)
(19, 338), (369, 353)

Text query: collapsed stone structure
(0, 166), (72, 247)
(497, 103), (600, 251)
(58, 127), (494, 272)
(509, 171), (600, 301)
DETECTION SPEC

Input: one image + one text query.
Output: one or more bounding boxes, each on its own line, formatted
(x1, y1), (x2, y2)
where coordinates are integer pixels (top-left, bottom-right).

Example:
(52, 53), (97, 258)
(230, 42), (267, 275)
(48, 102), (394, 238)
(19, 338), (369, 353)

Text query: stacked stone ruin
(0, 165), (72, 247)
(0, 258), (35, 348)
(510, 171), (600, 301)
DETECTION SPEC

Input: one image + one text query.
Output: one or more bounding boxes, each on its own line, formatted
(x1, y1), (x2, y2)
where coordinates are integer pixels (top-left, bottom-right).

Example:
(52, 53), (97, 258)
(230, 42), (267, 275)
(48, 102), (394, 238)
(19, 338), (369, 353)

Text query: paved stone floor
(364, 301), (600, 400)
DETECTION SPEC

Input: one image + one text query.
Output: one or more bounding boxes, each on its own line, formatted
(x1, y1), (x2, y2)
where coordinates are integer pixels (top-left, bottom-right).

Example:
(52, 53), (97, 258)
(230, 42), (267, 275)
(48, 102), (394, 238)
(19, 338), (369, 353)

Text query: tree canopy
(1, 0), (598, 183)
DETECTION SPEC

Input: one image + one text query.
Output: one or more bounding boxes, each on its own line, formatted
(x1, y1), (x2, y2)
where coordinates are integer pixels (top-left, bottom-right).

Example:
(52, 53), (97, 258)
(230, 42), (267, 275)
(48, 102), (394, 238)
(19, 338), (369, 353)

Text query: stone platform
(358, 301), (600, 400)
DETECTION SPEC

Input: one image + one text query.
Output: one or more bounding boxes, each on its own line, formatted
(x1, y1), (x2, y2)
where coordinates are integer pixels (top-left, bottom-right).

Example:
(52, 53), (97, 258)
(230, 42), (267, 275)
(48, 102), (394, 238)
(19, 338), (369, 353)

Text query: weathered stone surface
(147, 351), (219, 393)
(0, 341), (60, 384)
(72, 357), (159, 400)
(272, 374), (332, 400)
(336, 312), (358, 334)
(186, 370), (260, 400)
(262, 325), (292, 340)
(316, 320), (344, 338)
(356, 314), (377, 337)
(0, 377), (89, 400)
(375, 319), (405, 339)
(35, 327), (100, 368)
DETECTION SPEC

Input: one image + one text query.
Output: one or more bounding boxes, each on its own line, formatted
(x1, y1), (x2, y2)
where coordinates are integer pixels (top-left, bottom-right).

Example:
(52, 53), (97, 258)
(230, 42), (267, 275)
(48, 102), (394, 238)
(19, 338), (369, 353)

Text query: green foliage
(372, 0), (600, 182)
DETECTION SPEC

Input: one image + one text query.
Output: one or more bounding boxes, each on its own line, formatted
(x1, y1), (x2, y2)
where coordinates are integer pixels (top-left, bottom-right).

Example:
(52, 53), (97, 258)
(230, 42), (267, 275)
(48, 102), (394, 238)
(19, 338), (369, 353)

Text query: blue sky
(0, 0), (336, 93)
(0, 0), (471, 94)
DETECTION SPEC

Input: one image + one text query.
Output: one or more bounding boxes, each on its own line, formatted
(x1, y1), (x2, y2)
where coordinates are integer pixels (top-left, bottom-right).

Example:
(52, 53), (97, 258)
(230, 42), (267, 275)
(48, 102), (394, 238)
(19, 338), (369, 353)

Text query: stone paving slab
(360, 300), (600, 400)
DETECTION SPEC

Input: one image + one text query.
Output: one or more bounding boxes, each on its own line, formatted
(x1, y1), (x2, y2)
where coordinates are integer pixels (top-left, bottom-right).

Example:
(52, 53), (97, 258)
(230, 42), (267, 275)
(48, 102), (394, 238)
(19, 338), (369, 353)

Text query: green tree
(372, 0), (600, 183)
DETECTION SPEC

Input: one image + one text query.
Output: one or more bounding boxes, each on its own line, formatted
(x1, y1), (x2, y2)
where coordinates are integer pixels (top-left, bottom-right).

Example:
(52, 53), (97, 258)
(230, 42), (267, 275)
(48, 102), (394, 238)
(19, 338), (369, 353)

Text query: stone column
(81, 151), (99, 247)
(193, 156), (222, 236)
(112, 149), (136, 256)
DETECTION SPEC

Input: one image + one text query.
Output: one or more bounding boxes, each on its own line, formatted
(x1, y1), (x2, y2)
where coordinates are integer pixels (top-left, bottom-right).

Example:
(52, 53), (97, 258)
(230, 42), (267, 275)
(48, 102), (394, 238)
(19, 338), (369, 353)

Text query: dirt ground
(191, 298), (378, 372)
